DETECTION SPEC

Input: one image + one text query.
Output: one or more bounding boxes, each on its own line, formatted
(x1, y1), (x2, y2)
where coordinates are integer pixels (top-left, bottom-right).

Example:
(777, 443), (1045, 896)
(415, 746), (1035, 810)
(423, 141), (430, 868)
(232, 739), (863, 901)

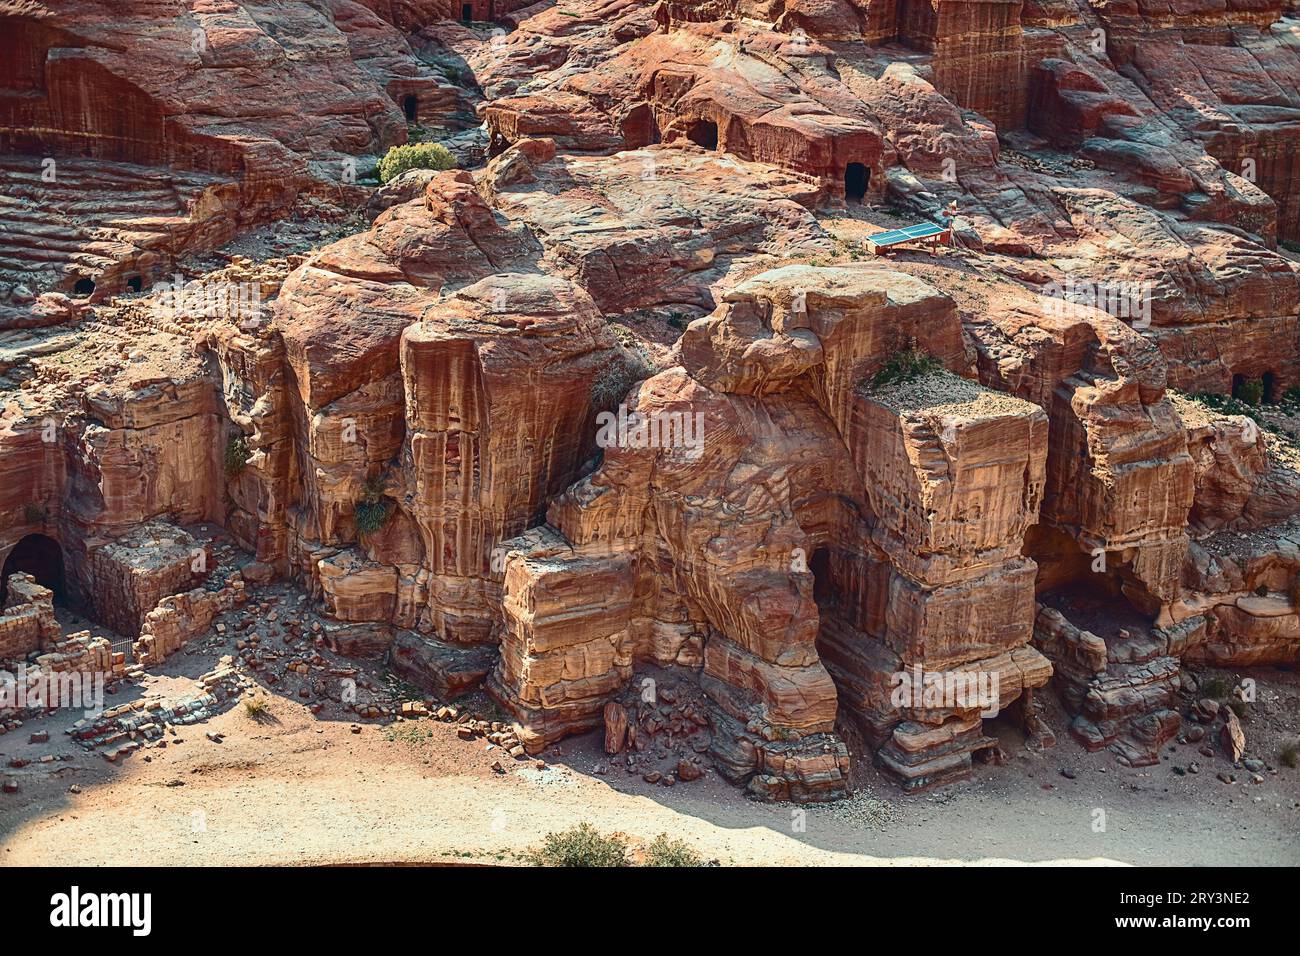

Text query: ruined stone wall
(86, 526), (210, 638)
(133, 576), (246, 667)
(0, 574), (60, 660)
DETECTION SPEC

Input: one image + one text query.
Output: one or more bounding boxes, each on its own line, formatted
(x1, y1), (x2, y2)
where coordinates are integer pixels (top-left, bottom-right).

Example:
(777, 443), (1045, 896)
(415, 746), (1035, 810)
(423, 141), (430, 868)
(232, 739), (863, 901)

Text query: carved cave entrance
(1027, 525), (1157, 640)
(402, 94), (419, 123)
(811, 546), (834, 608)
(844, 163), (869, 202)
(73, 277), (95, 297)
(1232, 371), (1278, 404)
(687, 120), (719, 150)
(461, 3), (473, 23)
(125, 274), (143, 293)
(1, 533), (65, 606)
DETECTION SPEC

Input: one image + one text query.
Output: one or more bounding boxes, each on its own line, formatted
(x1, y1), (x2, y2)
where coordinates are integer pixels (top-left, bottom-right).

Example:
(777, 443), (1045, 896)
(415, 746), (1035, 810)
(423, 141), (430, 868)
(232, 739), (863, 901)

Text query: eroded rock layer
(3, 0), (1300, 799)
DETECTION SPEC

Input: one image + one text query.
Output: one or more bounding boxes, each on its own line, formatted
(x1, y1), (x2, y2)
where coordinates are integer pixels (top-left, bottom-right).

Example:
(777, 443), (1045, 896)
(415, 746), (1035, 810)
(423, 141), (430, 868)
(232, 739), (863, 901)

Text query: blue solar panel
(866, 222), (945, 247)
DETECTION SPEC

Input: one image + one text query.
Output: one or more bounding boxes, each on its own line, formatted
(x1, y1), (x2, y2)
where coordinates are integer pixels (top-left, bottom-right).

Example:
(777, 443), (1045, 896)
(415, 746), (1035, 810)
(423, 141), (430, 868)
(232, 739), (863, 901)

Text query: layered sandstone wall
(3, 0), (1299, 804)
(487, 265), (1054, 795)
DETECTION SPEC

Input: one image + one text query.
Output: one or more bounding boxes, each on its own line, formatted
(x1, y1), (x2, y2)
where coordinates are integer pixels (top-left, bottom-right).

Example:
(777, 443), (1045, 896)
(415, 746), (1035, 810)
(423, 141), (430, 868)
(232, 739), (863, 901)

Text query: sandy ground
(2, 629), (1297, 866)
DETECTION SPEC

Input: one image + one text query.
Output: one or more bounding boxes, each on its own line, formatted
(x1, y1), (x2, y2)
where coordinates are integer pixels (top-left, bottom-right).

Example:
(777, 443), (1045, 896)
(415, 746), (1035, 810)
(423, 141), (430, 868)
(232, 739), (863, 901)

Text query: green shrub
(1235, 377), (1265, 407)
(377, 143), (457, 184)
(1199, 675), (1229, 699)
(526, 823), (630, 867)
(225, 434), (251, 479)
(870, 340), (942, 389)
(355, 477), (391, 536)
(642, 833), (703, 867)
(355, 500), (390, 535)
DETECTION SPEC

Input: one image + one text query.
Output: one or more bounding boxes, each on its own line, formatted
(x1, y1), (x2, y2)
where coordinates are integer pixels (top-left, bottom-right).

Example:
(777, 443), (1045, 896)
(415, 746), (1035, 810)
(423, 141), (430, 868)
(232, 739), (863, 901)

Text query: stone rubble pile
(66, 657), (248, 763)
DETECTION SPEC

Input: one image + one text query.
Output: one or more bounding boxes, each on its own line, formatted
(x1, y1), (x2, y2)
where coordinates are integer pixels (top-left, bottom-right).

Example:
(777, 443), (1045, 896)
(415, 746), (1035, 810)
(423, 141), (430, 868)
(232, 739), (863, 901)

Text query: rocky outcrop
(481, 140), (831, 313)
(1093, 0), (1300, 242)
(488, 265), (1053, 796)
(1174, 393), (1300, 534)
(0, 0), (470, 312)
(5, 0), (1300, 807)
(1176, 520), (1300, 665)
(1033, 605), (1189, 765)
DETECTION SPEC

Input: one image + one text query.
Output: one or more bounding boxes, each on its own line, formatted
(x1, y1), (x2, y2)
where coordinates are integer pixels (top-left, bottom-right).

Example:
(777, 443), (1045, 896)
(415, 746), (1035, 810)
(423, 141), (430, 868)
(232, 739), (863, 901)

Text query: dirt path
(3, 684), (1296, 866)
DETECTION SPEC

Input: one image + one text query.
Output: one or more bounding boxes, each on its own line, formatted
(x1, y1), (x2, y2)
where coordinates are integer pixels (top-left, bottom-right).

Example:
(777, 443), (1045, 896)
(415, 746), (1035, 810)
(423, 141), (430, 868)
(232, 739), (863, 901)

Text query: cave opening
(811, 546), (834, 608)
(1026, 525), (1158, 640)
(845, 162), (869, 202)
(1231, 372), (1269, 406)
(1263, 371), (1277, 403)
(686, 119), (719, 150)
(461, 3), (473, 23)
(402, 94), (419, 123)
(1, 533), (65, 606)
(125, 275), (143, 293)
(1039, 569), (1155, 644)
(73, 277), (95, 297)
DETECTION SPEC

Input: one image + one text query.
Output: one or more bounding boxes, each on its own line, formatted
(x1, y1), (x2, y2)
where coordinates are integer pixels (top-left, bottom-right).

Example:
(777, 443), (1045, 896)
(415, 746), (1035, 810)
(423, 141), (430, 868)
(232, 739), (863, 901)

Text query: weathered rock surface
(0, 0), (470, 313)
(4, 0), (1300, 805)
(487, 265), (1052, 795)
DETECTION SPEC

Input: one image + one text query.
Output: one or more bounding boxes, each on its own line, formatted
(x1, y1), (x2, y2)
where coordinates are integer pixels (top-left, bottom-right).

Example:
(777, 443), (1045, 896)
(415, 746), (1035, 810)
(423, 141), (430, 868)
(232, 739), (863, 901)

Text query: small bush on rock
(355, 477), (391, 536)
(1281, 743), (1298, 769)
(377, 143), (456, 184)
(225, 434), (251, 478)
(1199, 676), (1229, 699)
(590, 345), (657, 408)
(870, 339), (941, 389)
(1236, 377), (1265, 407)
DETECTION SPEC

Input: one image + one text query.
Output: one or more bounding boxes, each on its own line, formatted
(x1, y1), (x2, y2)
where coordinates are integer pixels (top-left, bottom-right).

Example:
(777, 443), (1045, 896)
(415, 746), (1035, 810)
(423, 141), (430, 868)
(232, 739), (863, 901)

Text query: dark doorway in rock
(845, 162), (868, 202)
(811, 546), (834, 608)
(1263, 371), (1277, 403)
(73, 277), (95, 297)
(461, 3), (473, 22)
(1231, 372), (1267, 406)
(686, 119), (719, 150)
(1, 533), (64, 606)
(402, 94), (419, 123)
(621, 103), (660, 148)
(125, 275), (143, 293)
